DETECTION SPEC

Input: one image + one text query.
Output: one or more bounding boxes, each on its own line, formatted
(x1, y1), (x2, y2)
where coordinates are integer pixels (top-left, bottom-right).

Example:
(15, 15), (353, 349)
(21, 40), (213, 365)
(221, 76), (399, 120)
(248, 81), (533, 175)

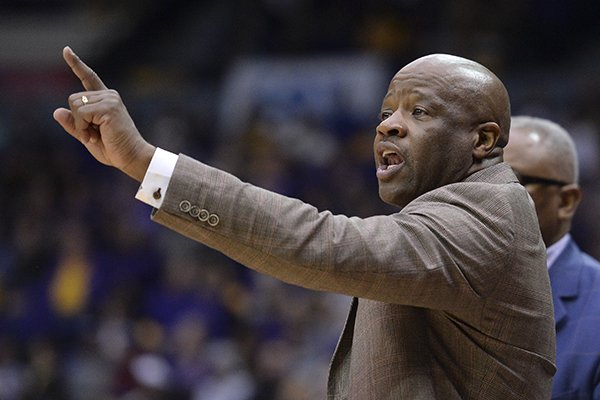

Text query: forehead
(381, 77), (446, 110)
(383, 62), (488, 106)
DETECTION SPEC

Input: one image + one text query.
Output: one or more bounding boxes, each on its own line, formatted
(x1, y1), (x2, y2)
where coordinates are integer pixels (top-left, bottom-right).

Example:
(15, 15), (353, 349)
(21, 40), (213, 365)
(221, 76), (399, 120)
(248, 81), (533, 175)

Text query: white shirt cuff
(135, 147), (178, 208)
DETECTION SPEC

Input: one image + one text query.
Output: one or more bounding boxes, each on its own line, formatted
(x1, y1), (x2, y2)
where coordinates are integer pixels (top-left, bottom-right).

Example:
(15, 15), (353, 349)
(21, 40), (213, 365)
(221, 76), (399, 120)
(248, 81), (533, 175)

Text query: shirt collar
(546, 233), (571, 270)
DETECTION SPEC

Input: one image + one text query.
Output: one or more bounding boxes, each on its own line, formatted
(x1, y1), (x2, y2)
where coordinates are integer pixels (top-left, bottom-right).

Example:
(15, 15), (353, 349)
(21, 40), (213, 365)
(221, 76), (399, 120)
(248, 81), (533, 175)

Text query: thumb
(54, 107), (90, 143)
(53, 108), (75, 134)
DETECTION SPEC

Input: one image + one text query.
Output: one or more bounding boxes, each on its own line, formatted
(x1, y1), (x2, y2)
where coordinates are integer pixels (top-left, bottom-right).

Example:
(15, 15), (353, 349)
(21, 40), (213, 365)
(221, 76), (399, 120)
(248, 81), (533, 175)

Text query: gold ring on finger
(81, 95), (89, 105)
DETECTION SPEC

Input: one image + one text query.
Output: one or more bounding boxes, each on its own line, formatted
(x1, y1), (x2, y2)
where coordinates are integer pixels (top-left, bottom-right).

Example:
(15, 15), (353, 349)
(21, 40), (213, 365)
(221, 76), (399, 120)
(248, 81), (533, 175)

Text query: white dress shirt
(135, 147), (178, 208)
(546, 233), (571, 270)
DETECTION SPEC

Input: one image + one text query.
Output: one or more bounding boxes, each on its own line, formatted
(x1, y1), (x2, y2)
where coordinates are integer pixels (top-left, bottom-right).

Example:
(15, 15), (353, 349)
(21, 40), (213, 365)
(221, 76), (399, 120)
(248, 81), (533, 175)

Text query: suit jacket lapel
(328, 297), (357, 398)
(549, 239), (582, 329)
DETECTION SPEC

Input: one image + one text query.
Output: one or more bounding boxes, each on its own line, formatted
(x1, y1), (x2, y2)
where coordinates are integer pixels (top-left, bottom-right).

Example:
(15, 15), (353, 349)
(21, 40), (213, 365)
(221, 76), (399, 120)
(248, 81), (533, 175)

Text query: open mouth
(380, 149), (403, 170)
(376, 145), (404, 181)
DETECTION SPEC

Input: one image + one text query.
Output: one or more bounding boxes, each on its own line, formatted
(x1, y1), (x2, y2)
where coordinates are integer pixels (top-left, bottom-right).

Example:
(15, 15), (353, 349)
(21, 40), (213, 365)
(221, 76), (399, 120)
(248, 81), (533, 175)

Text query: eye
(412, 107), (427, 117)
(380, 110), (393, 121)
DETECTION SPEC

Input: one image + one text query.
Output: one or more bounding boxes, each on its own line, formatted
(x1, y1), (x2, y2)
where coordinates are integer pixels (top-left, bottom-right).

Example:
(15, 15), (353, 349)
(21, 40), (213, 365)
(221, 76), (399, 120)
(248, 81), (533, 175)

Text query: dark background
(1, 1), (600, 399)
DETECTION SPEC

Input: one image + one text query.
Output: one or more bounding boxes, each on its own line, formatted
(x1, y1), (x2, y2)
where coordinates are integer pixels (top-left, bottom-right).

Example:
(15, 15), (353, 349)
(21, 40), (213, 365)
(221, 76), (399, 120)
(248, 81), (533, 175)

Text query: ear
(558, 184), (582, 220)
(472, 122), (500, 160)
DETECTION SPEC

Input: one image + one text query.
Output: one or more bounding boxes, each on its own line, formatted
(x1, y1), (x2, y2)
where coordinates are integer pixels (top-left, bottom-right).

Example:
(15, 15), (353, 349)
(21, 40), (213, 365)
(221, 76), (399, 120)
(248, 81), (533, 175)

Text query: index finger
(63, 46), (108, 91)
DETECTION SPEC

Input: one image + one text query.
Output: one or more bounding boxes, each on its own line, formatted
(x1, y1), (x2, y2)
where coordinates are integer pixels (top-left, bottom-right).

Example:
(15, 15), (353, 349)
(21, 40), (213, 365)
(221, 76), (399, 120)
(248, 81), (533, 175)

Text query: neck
(465, 152), (503, 177)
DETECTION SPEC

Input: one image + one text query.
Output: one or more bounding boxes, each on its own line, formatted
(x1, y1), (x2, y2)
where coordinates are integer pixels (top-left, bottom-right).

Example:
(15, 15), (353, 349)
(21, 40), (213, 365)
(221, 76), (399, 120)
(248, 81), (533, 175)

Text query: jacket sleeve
(151, 154), (518, 309)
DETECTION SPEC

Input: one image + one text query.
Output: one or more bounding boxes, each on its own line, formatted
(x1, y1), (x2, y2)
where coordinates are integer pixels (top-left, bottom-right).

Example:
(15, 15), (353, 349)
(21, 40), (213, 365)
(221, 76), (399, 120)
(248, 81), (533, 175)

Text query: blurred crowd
(2, 1), (600, 399)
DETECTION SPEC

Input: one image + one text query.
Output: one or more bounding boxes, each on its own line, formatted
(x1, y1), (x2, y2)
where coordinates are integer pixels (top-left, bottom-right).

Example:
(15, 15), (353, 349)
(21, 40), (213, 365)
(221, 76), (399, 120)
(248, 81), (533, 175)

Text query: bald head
(504, 116), (581, 247)
(399, 54), (511, 148)
(507, 116), (579, 184)
(376, 54), (512, 207)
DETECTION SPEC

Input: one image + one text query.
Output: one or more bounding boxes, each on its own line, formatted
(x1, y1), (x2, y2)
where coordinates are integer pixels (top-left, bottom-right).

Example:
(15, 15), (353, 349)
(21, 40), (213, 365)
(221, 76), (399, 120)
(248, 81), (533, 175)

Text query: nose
(377, 112), (407, 137)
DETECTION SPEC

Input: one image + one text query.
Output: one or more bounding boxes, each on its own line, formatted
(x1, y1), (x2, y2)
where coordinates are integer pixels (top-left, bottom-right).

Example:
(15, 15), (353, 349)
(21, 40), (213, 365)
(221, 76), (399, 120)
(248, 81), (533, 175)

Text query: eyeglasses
(513, 171), (570, 187)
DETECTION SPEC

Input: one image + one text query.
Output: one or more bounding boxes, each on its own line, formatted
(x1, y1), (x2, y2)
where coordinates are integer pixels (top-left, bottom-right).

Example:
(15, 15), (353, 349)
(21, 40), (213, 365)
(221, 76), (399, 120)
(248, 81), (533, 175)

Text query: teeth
(382, 150), (396, 158)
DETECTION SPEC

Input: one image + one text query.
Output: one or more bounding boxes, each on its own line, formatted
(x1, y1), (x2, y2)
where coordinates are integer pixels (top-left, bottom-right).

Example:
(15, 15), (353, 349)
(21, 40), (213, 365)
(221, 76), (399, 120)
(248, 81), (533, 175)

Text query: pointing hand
(53, 46), (155, 181)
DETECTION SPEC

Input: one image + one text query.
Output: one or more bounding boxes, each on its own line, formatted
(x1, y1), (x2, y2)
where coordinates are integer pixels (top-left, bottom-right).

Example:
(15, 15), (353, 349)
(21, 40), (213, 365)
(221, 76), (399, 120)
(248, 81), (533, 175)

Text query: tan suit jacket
(152, 157), (556, 399)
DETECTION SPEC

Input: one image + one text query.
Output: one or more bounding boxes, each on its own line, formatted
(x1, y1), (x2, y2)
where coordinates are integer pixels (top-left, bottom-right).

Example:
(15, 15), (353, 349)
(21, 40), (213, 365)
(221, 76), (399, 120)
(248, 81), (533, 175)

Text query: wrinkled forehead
(382, 72), (447, 107)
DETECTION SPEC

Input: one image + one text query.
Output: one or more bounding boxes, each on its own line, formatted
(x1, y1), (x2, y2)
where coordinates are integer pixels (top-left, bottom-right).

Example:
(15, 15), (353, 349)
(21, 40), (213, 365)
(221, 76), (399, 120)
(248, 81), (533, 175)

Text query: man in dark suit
(54, 47), (556, 399)
(505, 116), (600, 399)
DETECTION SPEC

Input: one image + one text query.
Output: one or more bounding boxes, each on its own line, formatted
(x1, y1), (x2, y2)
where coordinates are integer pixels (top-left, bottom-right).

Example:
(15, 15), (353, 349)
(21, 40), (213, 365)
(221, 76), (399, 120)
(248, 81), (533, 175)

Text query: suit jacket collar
(463, 162), (519, 185)
(549, 238), (583, 328)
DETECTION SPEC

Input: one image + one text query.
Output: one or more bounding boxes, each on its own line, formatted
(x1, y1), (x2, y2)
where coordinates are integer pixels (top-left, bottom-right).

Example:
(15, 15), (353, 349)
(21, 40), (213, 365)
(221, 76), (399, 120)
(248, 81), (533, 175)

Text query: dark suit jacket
(550, 238), (600, 399)
(152, 158), (556, 399)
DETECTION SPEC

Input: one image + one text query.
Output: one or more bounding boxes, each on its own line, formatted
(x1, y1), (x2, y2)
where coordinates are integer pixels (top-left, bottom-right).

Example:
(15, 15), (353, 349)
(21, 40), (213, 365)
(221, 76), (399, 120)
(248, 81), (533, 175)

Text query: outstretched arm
(53, 46), (155, 182)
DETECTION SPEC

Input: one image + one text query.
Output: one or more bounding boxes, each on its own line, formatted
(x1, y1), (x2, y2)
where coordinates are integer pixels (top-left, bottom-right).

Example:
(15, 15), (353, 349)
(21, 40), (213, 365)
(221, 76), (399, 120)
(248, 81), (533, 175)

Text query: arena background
(1, 1), (600, 399)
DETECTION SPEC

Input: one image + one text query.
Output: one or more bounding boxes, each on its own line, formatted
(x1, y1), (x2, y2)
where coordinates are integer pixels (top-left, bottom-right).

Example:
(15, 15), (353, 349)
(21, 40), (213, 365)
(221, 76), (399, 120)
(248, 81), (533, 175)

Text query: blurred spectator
(1, 0), (600, 398)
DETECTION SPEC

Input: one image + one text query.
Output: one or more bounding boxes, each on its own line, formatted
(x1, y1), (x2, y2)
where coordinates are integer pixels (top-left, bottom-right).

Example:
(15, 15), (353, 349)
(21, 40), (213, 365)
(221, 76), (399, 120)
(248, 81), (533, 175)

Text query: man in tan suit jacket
(54, 47), (556, 399)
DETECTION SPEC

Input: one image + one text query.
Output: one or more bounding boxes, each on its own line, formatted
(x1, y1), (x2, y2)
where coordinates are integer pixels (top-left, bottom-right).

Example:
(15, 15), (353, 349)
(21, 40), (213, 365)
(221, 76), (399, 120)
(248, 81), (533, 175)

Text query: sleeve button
(189, 206), (200, 218)
(198, 209), (210, 222)
(208, 214), (220, 227)
(179, 200), (192, 213)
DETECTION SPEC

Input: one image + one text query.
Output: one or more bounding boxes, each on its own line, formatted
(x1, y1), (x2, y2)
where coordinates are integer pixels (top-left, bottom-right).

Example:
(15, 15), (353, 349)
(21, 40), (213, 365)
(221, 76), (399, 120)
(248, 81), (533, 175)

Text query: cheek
(372, 137), (378, 158)
(528, 189), (558, 225)
(427, 137), (471, 179)
(527, 189), (545, 210)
